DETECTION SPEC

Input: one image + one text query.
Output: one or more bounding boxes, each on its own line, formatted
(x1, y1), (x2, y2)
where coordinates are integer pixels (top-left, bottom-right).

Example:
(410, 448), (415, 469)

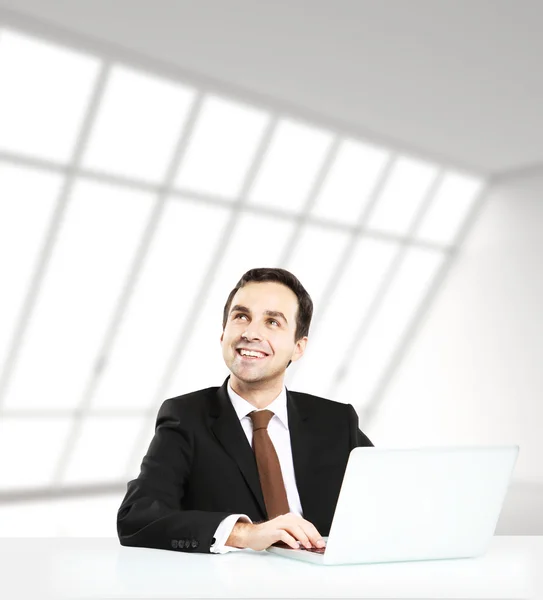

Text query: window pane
(0, 29), (100, 162)
(334, 248), (445, 407)
(0, 494), (122, 537)
(0, 163), (63, 373)
(0, 417), (72, 489)
(247, 118), (333, 213)
(287, 237), (399, 396)
(61, 415), (149, 485)
(125, 417), (159, 478)
(366, 157), (438, 236)
(175, 95), (270, 198)
(311, 140), (390, 224)
(166, 212), (295, 396)
(3, 179), (155, 411)
(284, 223), (351, 313)
(414, 172), (484, 246)
(91, 198), (229, 410)
(81, 65), (195, 182)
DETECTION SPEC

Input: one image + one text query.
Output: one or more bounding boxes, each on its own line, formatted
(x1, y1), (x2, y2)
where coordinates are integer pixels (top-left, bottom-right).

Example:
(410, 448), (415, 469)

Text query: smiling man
(117, 268), (373, 554)
(221, 280), (306, 400)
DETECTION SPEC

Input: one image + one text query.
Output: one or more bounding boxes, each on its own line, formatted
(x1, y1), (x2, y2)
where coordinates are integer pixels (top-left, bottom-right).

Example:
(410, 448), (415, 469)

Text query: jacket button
(191, 540), (198, 548)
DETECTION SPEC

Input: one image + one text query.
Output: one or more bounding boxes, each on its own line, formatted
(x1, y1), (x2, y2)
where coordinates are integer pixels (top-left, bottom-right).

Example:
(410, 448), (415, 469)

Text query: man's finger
(279, 514), (324, 548)
(278, 530), (299, 549)
(286, 524), (311, 548)
(301, 520), (325, 547)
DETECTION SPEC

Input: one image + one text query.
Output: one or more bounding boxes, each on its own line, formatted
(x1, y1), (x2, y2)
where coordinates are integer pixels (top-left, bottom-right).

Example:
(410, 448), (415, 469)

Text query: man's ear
(291, 336), (308, 363)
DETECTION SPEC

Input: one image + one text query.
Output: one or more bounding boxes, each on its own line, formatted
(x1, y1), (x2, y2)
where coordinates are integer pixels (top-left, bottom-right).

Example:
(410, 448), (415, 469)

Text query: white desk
(0, 536), (541, 599)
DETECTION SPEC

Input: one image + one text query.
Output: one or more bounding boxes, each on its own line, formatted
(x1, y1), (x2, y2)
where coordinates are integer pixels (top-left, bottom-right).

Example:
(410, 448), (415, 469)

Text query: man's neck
(229, 375), (284, 409)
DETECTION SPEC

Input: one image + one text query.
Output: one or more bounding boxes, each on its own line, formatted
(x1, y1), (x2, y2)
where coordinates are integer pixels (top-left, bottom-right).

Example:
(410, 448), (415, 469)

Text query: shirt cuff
(209, 514), (252, 554)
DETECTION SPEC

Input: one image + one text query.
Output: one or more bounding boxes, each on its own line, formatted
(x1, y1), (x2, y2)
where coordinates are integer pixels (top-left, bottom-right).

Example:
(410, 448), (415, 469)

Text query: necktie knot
(249, 409), (274, 431)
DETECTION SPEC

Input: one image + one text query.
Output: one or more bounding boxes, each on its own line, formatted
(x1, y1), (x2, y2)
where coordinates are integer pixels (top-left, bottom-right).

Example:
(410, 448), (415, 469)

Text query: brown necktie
(249, 409), (290, 519)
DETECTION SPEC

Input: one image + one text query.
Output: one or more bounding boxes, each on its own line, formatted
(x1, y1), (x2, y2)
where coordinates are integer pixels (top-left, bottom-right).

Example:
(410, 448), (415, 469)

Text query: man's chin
(230, 368), (265, 383)
(228, 361), (271, 383)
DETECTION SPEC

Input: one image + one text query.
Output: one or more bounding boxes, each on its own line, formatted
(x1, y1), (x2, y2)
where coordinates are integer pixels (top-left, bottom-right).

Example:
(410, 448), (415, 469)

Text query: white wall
(366, 169), (543, 533)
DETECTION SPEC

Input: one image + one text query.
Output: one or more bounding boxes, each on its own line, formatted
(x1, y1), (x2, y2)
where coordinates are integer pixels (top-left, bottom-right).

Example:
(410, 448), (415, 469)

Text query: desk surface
(0, 536), (541, 599)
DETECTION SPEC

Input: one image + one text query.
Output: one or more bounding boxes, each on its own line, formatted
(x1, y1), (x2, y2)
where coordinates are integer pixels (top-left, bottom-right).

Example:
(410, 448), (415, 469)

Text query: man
(117, 268), (373, 554)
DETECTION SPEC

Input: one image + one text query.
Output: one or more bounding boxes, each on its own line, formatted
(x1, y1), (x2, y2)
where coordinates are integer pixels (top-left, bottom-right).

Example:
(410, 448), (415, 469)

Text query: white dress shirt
(209, 382), (303, 553)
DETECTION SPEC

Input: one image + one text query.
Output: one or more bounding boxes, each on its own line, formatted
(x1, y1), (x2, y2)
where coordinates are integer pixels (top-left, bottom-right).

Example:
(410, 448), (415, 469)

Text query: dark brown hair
(222, 268), (313, 341)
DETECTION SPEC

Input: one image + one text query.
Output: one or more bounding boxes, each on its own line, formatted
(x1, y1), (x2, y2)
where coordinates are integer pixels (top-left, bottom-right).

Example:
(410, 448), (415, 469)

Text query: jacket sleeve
(347, 403), (374, 448)
(117, 398), (233, 553)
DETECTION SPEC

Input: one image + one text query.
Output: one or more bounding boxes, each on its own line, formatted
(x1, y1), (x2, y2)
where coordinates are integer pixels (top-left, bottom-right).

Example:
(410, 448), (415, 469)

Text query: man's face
(220, 281), (307, 386)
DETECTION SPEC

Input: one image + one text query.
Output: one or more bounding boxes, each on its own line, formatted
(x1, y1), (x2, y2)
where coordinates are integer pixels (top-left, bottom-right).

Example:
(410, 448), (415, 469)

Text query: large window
(0, 27), (484, 523)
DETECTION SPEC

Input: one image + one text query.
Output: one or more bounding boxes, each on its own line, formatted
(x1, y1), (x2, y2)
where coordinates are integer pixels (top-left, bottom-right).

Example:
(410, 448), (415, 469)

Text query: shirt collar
(227, 381), (289, 430)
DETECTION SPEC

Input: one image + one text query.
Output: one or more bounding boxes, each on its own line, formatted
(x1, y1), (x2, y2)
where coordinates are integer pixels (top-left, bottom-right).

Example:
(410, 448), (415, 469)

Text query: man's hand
(225, 513), (326, 551)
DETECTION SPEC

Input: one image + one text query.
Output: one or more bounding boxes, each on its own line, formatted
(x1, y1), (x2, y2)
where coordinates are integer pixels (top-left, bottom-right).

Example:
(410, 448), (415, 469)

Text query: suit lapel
(210, 378), (267, 518)
(286, 390), (314, 517)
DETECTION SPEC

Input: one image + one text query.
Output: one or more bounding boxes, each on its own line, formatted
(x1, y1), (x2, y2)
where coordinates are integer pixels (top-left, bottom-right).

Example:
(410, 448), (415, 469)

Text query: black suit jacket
(117, 377), (373, 553)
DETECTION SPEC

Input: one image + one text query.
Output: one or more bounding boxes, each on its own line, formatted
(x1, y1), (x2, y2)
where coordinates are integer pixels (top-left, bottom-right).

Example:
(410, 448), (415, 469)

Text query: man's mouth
(236, 348), (269, 360)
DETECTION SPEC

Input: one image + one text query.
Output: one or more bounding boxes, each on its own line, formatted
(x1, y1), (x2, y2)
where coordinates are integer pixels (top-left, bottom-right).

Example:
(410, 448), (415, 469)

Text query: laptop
(266, 445), (519, 565)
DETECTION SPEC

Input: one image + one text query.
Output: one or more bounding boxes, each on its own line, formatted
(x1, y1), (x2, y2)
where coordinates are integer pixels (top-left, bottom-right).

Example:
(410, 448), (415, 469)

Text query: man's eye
(269, 319), (279, 326)
(235, 314), (248, 320)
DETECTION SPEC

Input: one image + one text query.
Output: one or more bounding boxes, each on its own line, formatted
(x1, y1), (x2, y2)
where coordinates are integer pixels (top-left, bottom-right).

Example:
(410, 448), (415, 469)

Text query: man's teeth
(239, 349), (266, 358)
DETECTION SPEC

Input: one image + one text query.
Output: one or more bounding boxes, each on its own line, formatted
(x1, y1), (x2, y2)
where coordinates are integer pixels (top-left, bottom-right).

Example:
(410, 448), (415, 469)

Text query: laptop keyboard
(272, 541), (326, 554)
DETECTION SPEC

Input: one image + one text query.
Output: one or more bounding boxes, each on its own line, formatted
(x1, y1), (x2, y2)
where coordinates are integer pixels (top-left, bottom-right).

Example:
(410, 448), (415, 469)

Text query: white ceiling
(1, 0), (542, 176)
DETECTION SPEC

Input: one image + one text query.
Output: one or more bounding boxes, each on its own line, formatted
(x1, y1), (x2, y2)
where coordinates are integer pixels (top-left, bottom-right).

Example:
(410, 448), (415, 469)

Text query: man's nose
(241, 326), (263, 341)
